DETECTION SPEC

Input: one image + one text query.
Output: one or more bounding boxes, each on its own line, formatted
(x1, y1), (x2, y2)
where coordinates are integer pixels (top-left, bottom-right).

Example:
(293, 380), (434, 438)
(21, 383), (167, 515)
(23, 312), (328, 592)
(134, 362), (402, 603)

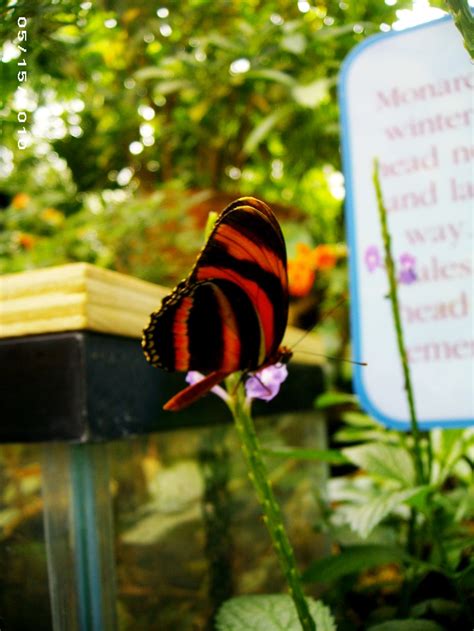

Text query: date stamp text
(16, 17), (30, 150)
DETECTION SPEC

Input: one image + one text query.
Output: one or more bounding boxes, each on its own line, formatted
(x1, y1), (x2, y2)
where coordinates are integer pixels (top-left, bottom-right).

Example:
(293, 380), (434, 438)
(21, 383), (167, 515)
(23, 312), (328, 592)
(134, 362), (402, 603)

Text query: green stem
(407, 508), (417, 557)
(373, 166), (452, 573)
(426, 431), (434, 483)
(446, 0), (474, 60)
(372, 160), (426, 487)
(228, 386), (315, 631)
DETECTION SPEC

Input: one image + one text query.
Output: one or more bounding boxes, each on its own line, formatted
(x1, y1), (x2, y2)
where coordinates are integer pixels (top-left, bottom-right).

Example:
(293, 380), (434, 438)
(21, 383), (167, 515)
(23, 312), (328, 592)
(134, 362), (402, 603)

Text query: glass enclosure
(0, 413), (328, 630)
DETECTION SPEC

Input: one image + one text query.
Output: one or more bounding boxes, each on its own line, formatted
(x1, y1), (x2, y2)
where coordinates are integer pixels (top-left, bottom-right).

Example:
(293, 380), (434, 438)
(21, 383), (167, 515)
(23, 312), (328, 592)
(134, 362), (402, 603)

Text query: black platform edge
(0, 331), (324, 444)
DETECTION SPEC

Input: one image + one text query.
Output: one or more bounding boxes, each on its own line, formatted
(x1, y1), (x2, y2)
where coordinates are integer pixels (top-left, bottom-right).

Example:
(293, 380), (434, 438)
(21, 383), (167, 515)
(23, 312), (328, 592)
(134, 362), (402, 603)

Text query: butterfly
(142, 196), (292, 411)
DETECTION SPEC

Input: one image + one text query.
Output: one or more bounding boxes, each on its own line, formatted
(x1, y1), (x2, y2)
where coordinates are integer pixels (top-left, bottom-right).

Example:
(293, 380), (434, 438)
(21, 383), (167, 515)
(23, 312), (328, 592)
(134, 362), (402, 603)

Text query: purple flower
(398, 268), (417, 284)
(399, 252), (416, 268)
(185, 371), (229, 403)
(245, 364), (288, 402)
(364, 245), (383, 273)
(398, 252), (417, 285)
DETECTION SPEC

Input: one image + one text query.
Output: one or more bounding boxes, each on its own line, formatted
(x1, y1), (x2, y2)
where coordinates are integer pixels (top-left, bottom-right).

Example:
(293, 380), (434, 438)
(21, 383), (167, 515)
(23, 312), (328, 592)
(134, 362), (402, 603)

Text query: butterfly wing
(162, 369), (229, 412)
(142, 277), (263, 374)
(190, 197), (288, 368)
(142, 197), (289, 409)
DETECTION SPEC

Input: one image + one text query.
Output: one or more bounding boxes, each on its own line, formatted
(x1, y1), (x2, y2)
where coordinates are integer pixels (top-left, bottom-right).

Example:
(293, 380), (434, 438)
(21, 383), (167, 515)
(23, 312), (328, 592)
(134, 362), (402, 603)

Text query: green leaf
(342, 443), (415, 487)
(344, 488), (425, 539)
(315, 392), (358, 409)
(455, 563), (474, 588)
(247, 69), (296, 87)
(402, 485), (432, 510)
(261, 447), (349, 465)
(334, 428), (391, 444)
(410, 598), (461, 619)
(303, 544), (403, 583)
(367, 620), (444, 631)
(314, 24), (363, 40)
(216, 595), (336, 631)
(341, 411), (378, 427)
(0, 507), (20, 529)
(155, 79), (192, 95)
(311, 600), (337, 631)
(133, 66), (169, 81)
(281, 33), (307, 54)
(52, 24), (81, 44)
(243, 107), (290, 155)
(431, 428), (471, 484)
(292, 78), (333, 109)
(206, 33), (241, 51)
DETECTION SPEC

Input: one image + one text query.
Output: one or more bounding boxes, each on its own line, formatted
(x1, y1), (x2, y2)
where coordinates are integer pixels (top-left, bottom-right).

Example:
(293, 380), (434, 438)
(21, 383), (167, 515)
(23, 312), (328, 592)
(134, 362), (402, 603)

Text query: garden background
(0, 1), (472, 630)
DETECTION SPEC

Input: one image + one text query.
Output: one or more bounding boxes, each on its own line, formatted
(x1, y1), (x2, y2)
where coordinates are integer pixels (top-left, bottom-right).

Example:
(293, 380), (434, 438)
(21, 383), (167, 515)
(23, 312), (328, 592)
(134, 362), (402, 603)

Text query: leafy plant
(1, 0), (410, 281)
(216, 595), (336, 631)
(267, 398), (473, 628)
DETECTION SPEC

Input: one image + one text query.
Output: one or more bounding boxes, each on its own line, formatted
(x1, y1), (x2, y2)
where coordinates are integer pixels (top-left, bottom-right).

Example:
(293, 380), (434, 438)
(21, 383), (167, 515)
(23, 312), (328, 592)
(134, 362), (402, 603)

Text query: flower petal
(185, 371), (229, 401)
(245, 364), (288, 402)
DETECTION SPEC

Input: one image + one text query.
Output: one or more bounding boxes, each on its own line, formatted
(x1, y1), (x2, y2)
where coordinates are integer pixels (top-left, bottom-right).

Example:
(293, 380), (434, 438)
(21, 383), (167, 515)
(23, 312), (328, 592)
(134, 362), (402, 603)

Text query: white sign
(339, 17), (473, 429)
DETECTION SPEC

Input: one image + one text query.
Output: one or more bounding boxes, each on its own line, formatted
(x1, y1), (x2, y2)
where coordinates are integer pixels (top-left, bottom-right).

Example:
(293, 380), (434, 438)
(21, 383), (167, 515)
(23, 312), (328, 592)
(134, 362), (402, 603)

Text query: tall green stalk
(372, 160), (426, 487)
(446, 0), (474, 60)
(227, 381), (316, 631)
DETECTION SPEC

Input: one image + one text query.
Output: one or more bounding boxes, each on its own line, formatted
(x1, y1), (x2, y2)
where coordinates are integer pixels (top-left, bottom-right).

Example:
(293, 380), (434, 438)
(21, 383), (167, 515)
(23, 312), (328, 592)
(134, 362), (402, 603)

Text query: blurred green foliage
(0, 0), (411, 281)
(2, 4), (471, 631)
(302, 396), (474, 629)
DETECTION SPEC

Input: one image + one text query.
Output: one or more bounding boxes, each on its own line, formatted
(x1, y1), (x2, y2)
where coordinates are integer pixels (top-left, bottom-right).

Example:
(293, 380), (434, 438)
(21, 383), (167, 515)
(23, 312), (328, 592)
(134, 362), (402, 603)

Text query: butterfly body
(142, 197), (290, 410)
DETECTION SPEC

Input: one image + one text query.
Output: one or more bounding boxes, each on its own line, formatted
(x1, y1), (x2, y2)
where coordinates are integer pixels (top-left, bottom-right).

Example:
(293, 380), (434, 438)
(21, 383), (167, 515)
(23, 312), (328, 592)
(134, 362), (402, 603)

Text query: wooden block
(0, 263), (323, 364)
(1, 263), (168, 339)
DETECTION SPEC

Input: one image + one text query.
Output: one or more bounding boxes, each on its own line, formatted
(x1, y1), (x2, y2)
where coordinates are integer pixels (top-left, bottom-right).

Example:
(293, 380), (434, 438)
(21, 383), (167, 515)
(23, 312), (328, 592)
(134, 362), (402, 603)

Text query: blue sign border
(338, 16), (473, 430)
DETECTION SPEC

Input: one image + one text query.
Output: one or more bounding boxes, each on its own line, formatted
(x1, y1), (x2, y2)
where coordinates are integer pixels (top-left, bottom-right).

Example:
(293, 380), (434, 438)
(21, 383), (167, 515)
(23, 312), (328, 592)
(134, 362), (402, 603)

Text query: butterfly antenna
(291, 294), (348, 349)
(295, 350), (367, 367)
(290, 293), (367, 367)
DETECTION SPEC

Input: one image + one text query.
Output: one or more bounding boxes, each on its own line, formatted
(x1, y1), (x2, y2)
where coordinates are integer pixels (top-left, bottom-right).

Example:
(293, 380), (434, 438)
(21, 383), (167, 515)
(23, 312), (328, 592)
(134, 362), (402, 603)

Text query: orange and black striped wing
(142, 196), (288, 387)
(142, 277), (264, 374)
(190, 197), (288, 368)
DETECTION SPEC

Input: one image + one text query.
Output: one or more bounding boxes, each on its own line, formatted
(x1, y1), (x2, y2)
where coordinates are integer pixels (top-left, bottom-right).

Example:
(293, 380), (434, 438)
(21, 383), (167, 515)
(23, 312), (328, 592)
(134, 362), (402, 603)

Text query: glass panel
(42, 443), (81, 631)
(110, 412), (328, 631)
(0, 444), (52, 631)
(42, 443), (117, 631)
(0, 413), (327, 631)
